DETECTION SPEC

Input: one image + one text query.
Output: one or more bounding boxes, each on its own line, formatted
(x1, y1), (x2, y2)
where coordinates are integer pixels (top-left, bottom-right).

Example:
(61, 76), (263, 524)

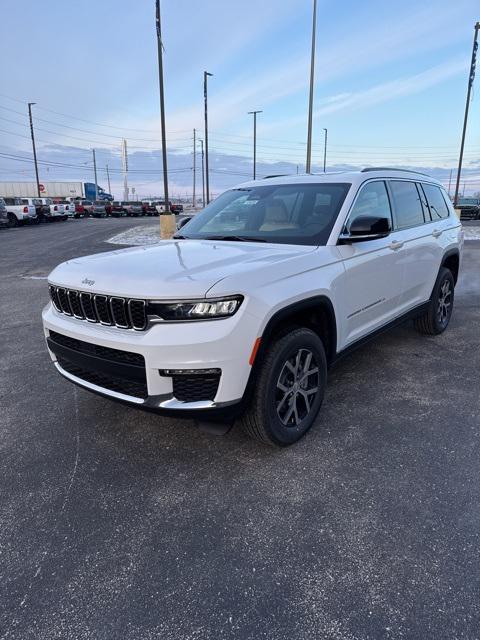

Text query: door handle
(389, 240), (404, 251)
(432, 229), (442, 238)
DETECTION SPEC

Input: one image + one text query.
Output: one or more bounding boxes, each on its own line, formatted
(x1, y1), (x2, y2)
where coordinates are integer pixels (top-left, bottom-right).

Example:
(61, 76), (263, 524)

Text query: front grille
(49, 331), (145, 367)
(171, 373), (220, 402)
(49, 286), (147, 330)
(57, 358), (148, 399)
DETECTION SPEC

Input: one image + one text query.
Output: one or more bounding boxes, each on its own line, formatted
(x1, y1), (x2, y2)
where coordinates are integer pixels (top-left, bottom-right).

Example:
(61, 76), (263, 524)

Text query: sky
(0, 0), (479, 198)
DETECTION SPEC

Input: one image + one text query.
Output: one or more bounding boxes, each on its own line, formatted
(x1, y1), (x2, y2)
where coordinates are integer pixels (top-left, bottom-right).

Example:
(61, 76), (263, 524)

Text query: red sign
(39, 183), (45, 192)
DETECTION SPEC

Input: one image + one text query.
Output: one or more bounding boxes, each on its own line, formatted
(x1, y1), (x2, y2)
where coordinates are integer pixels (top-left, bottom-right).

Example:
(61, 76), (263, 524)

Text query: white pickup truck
(39, 198), (66, 222)
(3, 197), (37, 227)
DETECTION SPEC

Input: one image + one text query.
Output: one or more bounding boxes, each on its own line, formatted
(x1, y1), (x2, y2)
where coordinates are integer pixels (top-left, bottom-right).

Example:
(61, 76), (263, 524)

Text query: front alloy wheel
(275, 348), (321, 427)
(240, 328), (327, 446)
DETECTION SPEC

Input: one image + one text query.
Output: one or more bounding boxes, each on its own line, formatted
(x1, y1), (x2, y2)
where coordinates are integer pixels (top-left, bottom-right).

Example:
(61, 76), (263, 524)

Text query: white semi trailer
(0, 181), (112, 200)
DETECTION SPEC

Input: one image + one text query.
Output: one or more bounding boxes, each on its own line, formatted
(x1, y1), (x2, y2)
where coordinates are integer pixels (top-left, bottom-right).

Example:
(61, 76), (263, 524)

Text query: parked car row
(0, 195), (185, 229)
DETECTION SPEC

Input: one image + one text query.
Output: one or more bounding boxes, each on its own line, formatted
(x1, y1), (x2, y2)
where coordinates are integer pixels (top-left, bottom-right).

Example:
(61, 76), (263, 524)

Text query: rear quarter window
(421, 183), (450, 220)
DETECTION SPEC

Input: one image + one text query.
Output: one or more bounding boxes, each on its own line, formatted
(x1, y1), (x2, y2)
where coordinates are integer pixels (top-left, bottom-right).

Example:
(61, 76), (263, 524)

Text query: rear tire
(415, 267), (454, 335)
(7, 213), (18, 228)
(240, 328), (327, 446)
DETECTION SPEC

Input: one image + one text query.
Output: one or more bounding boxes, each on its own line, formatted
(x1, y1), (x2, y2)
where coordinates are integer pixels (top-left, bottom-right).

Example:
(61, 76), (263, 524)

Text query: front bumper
(42, 301), (260, 413)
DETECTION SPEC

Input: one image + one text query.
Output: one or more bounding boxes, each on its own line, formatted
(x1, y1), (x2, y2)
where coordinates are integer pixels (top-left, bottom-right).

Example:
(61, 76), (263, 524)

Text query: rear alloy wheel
(415, 267), (455, 335)
(240, 328), (327, 446)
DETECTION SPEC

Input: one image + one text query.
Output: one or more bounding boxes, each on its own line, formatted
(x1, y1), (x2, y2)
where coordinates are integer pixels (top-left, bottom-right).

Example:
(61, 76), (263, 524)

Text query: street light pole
(323, 127), (328, 173)
(306, 0), (317, 174)
(27, 102), (41, 197)
(92, 149), (98, 200)
(156, 0), (170, 216)
(204, 71), (213, 204)
(193, 128), (196, 208)
(454, 21), (479, 207)
(199, 138), (205, 208)
(248, 110), (263, 180)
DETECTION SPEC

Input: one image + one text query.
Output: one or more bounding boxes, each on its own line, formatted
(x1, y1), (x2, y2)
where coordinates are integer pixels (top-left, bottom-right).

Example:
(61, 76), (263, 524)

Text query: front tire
(240, 328), (327, 446)
(415, 267), (455, 335)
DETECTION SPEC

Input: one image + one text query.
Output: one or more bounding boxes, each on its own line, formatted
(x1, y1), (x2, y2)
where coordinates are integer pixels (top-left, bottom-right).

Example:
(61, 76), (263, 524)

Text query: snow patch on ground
(464, 226), (480, 240)
(107, 225), (162, 246)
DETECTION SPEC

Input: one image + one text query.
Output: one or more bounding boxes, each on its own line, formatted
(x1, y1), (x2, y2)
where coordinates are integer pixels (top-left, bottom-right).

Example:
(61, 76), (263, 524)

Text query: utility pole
(199, 138), (205, 208)
(306, 0), (317, 174)
(156, 0), (170, 215)
(454, 21), (479, 207)
(323, 127), (328, 173)
(92, 149), (98, 200)
(106, 164), (111, 196)
(27, 102), (41, 197)
(193, 128), (196, 208)
(204, 71), (213, 203)
(248, 110), (263, 180)
(121, 139), (128, 201)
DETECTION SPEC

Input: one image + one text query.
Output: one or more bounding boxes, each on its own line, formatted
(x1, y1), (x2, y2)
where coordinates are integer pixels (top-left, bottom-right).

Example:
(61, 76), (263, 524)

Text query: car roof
(235, 169), (443, 189)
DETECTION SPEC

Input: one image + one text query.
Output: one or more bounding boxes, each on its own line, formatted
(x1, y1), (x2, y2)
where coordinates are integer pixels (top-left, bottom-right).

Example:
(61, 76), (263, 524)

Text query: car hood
(48, 239), (317, 299)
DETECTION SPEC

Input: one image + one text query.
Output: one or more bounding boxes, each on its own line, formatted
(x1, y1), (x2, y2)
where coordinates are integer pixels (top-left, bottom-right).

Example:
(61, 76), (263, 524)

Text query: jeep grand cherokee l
(42, 169), (463, 446)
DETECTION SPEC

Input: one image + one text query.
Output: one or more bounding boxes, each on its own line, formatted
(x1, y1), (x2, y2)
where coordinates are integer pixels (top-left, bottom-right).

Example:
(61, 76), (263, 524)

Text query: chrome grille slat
(57, 287), (72, 315)
(110, 297), (130, 329)
(129, 299), (147, 331)
(49, 287), (147, 331)
(67, 290), (84, 319)
(79, 292), (97, 323)
(94, 295), (112, 325)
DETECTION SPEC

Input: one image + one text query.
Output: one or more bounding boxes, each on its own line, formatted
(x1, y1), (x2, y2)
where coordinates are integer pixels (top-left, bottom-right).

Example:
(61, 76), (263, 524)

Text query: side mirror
(176, 216), (192, 231)
(338, 216), (391, 243)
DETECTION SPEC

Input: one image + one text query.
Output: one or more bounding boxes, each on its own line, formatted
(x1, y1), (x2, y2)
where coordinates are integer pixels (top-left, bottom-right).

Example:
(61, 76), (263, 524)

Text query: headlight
(149, 296), (243, 321)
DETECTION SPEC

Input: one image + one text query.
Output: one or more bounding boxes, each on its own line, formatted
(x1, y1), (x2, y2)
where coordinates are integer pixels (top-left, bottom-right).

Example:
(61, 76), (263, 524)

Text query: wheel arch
(258, 296), (338, 366)
(441, 248), (460, 285)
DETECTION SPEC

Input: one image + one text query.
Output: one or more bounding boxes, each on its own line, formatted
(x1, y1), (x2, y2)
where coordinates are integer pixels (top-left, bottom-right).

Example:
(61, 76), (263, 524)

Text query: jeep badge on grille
(81, 278), (95, 286)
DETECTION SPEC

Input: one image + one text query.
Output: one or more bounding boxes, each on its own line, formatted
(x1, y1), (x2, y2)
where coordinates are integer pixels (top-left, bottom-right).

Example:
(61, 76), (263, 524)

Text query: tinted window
(182, 183), (351, 246)
(389, 181), (425, 229)
(346, 181), (392, 231)
(422, 184), (450, 220)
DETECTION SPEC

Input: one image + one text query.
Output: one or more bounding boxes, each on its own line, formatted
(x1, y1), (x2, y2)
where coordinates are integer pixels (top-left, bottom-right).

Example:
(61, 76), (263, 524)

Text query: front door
(334, 180), (406, 348)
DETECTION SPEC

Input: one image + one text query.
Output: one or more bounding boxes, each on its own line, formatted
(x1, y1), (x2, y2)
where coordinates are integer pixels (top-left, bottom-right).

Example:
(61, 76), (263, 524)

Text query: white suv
(42, 169), (463, 446)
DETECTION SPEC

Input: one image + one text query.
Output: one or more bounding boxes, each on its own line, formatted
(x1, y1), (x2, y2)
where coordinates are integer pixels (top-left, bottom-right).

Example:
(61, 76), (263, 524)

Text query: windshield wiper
(205, 235), (267, 243)
(172, 234), (188, 239)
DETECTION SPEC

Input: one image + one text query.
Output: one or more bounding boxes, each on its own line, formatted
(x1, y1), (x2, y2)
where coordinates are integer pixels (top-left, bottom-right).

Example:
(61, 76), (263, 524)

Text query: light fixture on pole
(204, 71), (213, 204)
(248, 110), (263, 180)
(305, 0), (317, 174)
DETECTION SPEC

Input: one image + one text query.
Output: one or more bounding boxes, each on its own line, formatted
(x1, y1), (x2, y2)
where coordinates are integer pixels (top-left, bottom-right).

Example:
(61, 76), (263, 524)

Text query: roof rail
(361, 167), (428, 176)
(262, 174), (290, 179)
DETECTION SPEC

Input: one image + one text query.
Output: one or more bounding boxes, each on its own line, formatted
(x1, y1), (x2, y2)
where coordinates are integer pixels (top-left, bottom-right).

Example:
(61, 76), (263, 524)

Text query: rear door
(387, 180), (442, 310)
(335, 180), (407, 347)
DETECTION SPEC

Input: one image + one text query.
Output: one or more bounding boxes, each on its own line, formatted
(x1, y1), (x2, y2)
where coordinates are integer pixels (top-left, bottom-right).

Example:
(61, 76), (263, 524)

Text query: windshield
(180, 183), (350, 245)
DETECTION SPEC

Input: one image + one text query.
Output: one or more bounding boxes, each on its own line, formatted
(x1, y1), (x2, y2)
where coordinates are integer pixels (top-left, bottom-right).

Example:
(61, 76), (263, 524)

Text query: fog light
(160, 368), (221, 376)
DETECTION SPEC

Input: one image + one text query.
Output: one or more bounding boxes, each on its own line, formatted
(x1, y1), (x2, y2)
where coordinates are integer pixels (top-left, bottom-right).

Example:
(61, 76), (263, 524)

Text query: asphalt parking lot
(1, 218), (479, 639)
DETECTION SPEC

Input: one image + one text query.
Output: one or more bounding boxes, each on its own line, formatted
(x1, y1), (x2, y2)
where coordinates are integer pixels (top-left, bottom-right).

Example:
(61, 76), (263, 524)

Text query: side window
(346, 181), (392, 231)
(422, 183), (450, 221)
(389, 181), (425, 229)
